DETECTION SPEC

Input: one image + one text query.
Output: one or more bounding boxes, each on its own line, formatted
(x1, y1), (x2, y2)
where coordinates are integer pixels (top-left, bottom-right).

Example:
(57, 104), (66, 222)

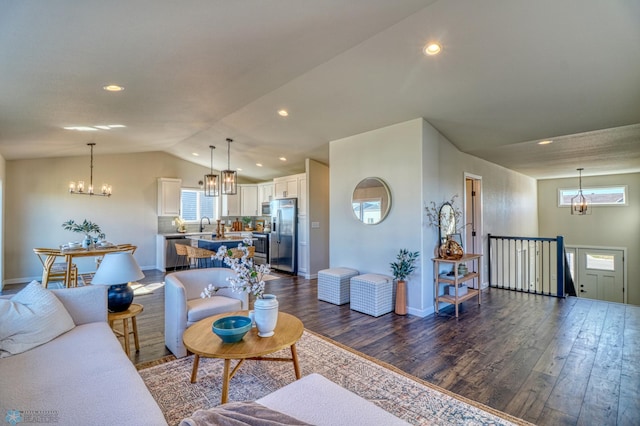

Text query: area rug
(139, 331), (530, 426)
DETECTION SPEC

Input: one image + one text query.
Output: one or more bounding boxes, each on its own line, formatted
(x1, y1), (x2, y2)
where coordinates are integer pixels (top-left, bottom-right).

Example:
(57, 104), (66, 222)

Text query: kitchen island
(156, 232), (249, 272)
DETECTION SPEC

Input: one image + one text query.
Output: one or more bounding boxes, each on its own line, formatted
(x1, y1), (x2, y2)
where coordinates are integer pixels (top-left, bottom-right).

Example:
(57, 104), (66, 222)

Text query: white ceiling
(1, 0), (639, 181)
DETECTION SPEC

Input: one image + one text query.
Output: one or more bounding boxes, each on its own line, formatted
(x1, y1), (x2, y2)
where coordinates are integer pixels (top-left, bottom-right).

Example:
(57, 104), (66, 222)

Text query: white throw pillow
(0, 281), (75, 358)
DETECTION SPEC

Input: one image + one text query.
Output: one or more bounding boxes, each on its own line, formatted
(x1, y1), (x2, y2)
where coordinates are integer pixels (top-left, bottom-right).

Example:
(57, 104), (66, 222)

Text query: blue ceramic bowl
(212, 315), (252, 343)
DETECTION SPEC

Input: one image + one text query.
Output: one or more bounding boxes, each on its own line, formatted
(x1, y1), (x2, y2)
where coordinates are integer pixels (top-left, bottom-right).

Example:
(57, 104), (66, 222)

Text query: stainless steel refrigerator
(269, 198), (297, 273)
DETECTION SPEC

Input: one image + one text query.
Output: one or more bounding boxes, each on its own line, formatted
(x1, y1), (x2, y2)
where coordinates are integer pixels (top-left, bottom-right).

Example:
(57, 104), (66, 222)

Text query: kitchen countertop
(159, 231), (249, 238)
(186, 235), (246, 242)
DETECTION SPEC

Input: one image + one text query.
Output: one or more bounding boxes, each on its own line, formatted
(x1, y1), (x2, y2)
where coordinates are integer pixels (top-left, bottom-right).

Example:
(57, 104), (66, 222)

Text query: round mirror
(439, 202), (456, 242)
(352, 177), (391, 225)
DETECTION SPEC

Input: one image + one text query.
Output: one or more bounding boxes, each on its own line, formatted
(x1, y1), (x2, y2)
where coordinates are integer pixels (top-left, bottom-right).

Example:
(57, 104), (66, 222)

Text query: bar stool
(174, 243), (190, 270)
(186, 245), (216, 268)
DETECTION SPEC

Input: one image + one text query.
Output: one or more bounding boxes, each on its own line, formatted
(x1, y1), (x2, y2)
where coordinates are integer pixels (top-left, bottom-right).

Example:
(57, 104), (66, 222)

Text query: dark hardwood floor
(3, 271), (639, 425)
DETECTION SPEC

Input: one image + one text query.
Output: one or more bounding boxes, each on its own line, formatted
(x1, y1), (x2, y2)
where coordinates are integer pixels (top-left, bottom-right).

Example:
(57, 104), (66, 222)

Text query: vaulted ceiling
(1, 0), (639, 181)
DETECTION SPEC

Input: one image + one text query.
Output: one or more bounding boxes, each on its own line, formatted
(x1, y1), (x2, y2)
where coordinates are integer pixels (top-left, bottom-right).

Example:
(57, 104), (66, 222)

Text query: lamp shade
(91, 252), (144, 312)
(92, 252), (144, 285)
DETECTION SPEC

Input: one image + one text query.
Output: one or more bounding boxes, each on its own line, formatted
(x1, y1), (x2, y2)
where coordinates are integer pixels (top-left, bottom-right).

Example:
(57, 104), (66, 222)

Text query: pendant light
(204, 145), (219, 197)
(69, 143), (112, 197)
(571, 168), (590, 215)
(221, 138), (237, 195)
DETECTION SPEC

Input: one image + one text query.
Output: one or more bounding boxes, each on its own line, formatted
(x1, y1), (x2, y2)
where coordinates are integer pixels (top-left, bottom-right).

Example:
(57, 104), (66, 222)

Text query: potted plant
(62, 219), (105, 248)
(390, 249), (420, 315)
(242, 216), (252, 230)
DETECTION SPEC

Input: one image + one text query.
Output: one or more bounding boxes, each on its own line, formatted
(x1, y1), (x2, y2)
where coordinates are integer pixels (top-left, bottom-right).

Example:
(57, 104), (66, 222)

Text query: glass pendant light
(221, 138), (237, 195)
(69, 142), (112, 197)
(204, 145), (219, 197)
(571, 168), (590, 215)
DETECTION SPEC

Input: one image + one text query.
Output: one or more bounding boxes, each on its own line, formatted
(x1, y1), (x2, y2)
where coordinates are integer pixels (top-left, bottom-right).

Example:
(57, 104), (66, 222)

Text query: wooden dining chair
(33, 248), (78, 288)
(95, 244), (137, 269)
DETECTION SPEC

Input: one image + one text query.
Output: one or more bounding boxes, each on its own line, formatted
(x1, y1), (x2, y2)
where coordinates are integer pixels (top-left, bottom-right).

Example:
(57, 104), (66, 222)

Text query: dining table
(57, 244), (136, 287)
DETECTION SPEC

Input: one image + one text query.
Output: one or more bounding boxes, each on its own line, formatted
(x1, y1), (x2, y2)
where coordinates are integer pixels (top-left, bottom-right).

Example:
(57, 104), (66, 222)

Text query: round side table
(108, 303), (143, 358)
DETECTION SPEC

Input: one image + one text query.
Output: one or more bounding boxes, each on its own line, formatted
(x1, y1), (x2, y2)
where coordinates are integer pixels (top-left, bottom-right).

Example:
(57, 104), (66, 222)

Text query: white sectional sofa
(164, 268), (248, 357)
(0, 285), (167, 426)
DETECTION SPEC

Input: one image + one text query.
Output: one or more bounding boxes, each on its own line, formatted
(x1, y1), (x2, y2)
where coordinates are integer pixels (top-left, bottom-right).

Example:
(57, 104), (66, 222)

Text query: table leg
(221, 359), (231, 404)
(190, 354), (200, 383)
(131, 315), (140, 352)
(65, 255), (72, 289)
(122, 319), (131, 357)
(290, 344), (301, 379)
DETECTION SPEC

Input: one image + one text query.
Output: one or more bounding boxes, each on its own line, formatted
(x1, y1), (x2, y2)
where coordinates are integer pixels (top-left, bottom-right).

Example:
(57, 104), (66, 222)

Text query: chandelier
(570, 168), (590, 215)
(221, 138), (237, 195)
(69, 143), (112, 197)
(204, 145), (219, 197)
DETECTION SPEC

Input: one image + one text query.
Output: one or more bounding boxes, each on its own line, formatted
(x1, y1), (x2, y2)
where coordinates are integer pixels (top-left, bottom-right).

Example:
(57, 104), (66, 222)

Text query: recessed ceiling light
(63, 126), (98, 131)
(256, 163), (263, 167)
(237, 168), (243, 172)
(279, 157), (287, 162)
(423, 42), (442, 56)
(538, 140), (553, 145)
(192, 152), (199, 156)
(103, 84), (125, 92)
(278, 109), (289, 117)
(63, 124), (126, 131)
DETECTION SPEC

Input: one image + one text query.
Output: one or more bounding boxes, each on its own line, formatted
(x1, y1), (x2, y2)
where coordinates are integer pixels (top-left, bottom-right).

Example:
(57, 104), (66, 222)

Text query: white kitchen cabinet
(221, 192), (240, 217)
(157, 178), (181, 216)
(240, 184), (259, 216)
(274, 173), (306, 199)
(258, 182), (274, 204)
(297, 174), (307, 216)
(274, 175), (298, 199)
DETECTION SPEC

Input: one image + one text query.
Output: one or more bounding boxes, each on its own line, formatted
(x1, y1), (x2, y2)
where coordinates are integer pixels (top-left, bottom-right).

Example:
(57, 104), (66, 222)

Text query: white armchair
(164, 268), (248, 357)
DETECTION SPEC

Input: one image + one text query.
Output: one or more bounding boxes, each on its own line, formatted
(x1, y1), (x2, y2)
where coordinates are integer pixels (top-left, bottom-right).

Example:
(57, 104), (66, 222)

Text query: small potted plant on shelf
(242, 216), (252, 231)
(390, 249), (420, 315)
(62, 219), (105, 248)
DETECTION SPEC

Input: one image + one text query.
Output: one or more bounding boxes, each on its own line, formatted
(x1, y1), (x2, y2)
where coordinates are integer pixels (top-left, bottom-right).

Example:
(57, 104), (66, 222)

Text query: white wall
(330, 118), (538, 316)
(538, 173), (640, 305)
(307, 158), (330, 277)
(0, 153), (5, 290)
(4, 151), (213, 284)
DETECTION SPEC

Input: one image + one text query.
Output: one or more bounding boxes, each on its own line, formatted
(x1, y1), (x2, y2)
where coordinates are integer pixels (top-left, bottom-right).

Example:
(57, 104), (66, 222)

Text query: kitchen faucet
(199, 216), (211, 232)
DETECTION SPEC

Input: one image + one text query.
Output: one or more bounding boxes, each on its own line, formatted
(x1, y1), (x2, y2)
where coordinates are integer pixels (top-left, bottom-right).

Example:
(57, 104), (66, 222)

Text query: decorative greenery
(62, 219), (105, 239)
(242, 216), (252, 225)
(202, 238), (271, 299)
(425, 195), (463, 229)
(390, 249), (420, 281)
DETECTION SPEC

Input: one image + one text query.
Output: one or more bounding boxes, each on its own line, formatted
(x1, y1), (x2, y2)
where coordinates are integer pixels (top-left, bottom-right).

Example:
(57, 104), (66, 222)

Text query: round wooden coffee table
(183, 310), (304, 403)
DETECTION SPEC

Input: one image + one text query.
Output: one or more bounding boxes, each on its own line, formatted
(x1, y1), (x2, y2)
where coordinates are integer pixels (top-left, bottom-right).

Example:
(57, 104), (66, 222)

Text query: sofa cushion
(0, 281), (75, 358)
(186, 296), (243, 325)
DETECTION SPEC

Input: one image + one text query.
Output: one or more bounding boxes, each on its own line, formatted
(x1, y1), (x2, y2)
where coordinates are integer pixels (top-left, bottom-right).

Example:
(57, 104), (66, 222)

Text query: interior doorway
(464, 173), (483, 288)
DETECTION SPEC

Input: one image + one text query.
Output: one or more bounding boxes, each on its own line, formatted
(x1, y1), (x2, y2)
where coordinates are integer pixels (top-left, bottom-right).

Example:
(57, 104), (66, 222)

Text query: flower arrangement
(425, 195), (463, 229)
(202, 238), (271, 299)
(62, 219), (105, 239)
(174, 216), (187, 233)
(390, 249), (420, 282)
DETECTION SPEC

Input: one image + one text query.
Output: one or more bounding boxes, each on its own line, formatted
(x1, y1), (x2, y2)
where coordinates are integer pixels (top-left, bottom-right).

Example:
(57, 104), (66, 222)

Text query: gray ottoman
(317, 267), (359, 305)
(350, 273), (394, 317)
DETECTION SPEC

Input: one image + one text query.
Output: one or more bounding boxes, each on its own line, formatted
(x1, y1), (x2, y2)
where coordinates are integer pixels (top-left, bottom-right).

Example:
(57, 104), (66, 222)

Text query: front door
(577, 248), (625, 303)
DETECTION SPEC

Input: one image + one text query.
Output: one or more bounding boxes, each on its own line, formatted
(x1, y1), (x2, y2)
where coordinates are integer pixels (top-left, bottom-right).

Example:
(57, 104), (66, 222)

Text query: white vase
(82, 235), (92, 249)
(253, 294), (278, 337)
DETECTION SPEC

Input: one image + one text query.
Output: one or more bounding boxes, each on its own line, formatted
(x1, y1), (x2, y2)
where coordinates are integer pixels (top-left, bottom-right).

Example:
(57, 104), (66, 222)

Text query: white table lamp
(91, 252), (144, 312)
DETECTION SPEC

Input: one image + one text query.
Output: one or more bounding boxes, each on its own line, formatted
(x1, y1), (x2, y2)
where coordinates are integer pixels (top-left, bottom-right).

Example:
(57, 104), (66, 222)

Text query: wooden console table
(433, 254), (482, 318)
